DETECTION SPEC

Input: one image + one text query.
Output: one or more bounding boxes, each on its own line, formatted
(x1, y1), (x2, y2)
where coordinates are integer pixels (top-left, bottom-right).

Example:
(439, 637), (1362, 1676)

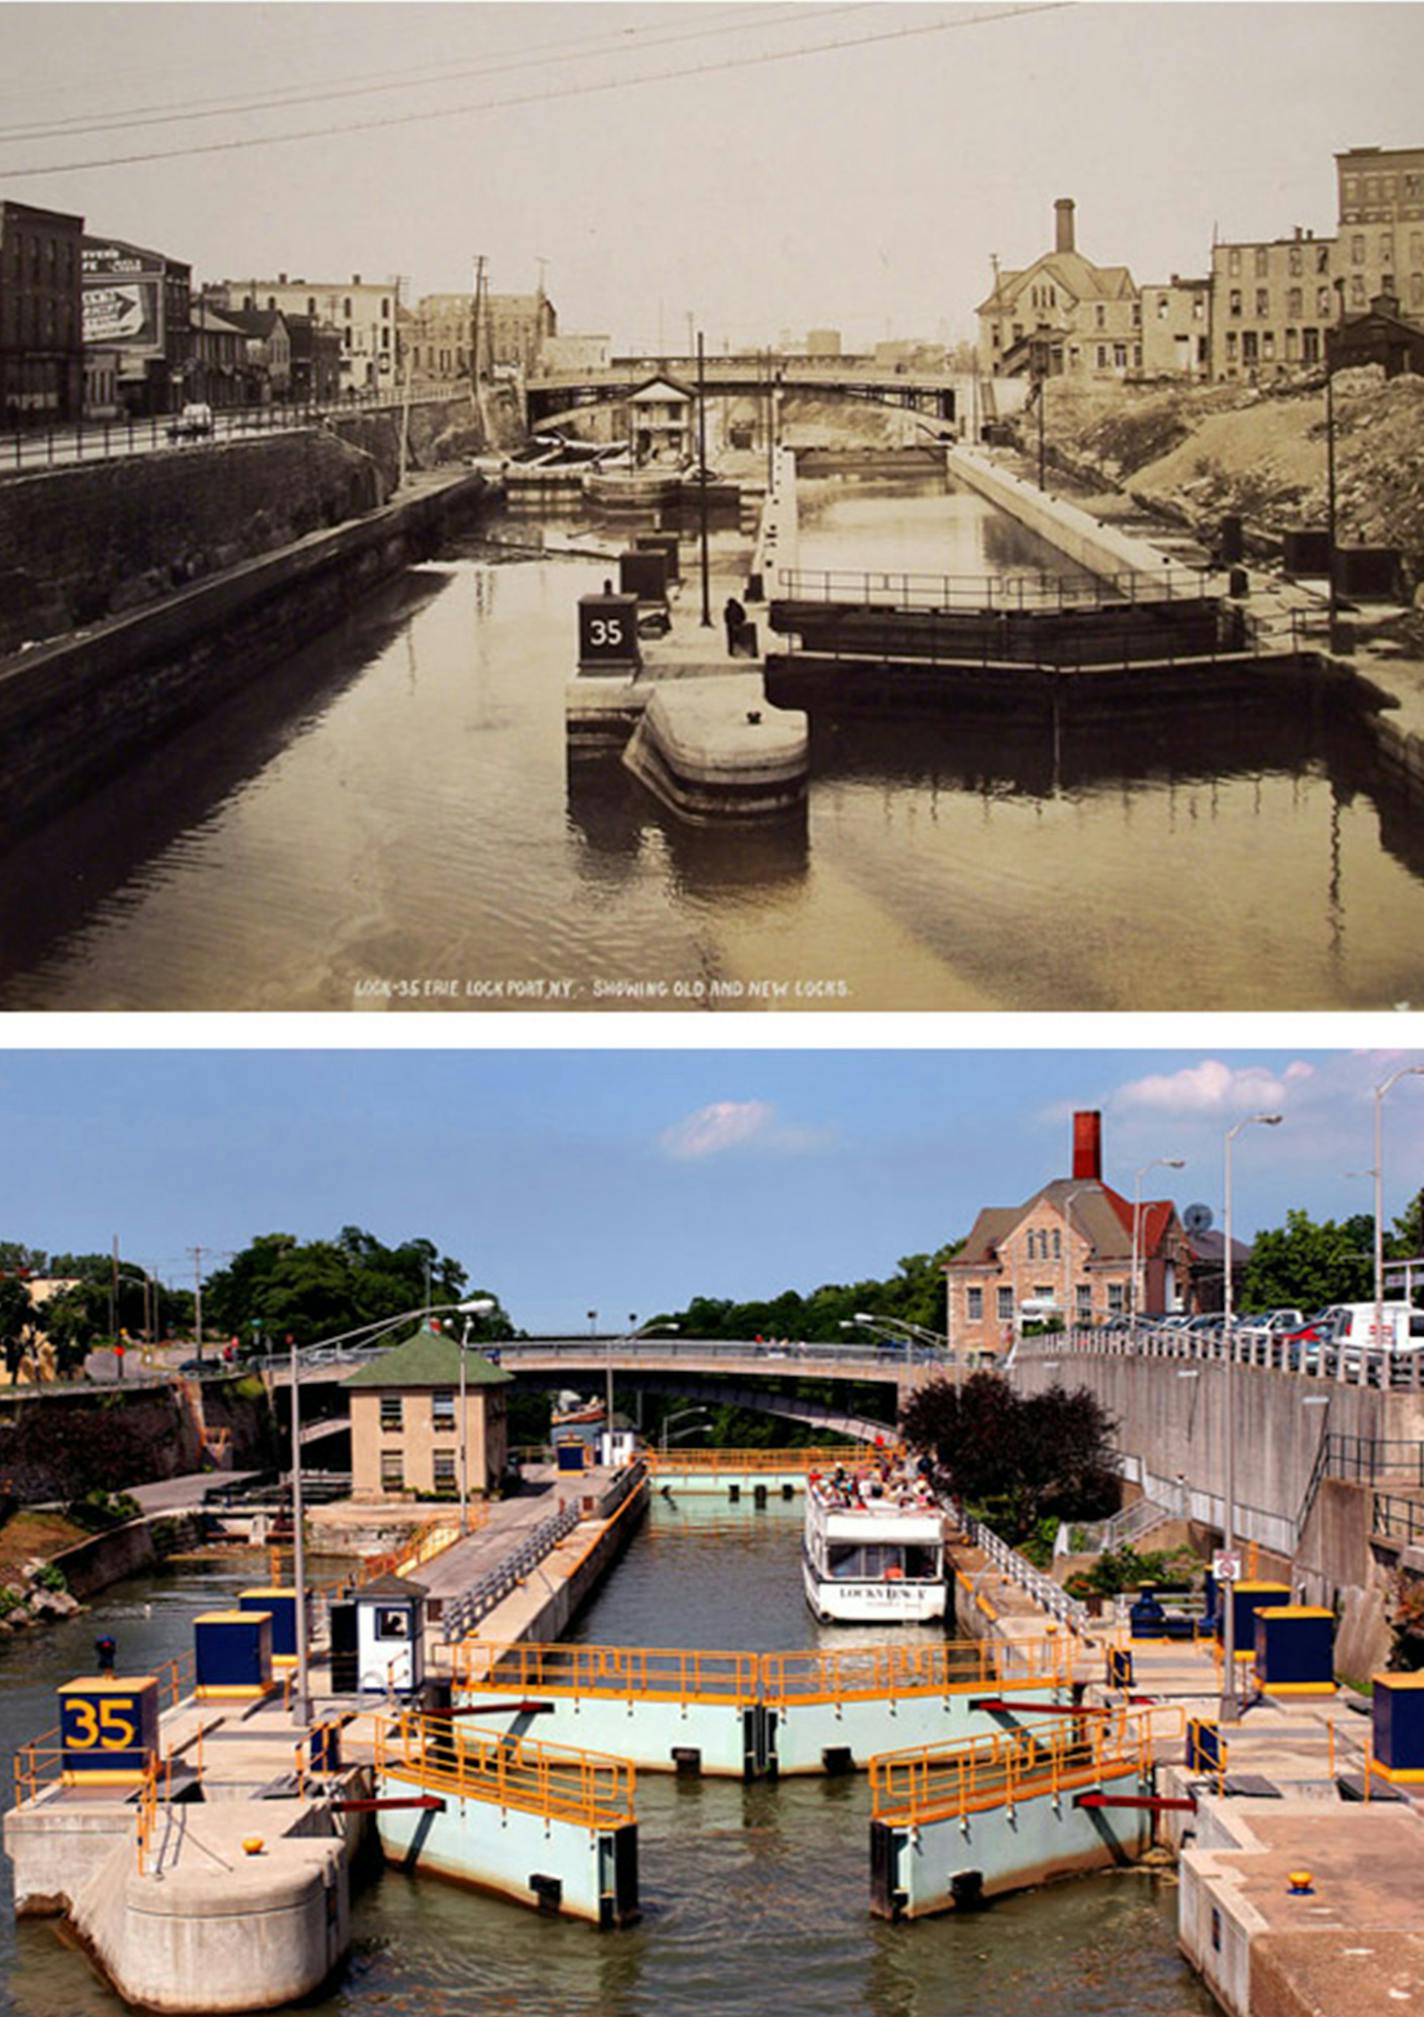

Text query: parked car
(167, 402), (214, 441)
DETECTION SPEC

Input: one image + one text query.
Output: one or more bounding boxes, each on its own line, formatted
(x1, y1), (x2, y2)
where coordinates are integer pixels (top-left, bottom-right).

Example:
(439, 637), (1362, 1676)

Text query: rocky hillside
(1018, 374), (1424, 589)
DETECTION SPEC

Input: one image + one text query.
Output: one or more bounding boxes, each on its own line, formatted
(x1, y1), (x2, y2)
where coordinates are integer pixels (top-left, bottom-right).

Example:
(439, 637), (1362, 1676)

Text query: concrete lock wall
(1014, 1353), (1424, 1550)
(946, 447), (1180, 581)
(5, 1801), (138, 1916)
(450, 1693), (750, 1777)
(0, 432), (389, 654)
(376, 1785), (622, 1923)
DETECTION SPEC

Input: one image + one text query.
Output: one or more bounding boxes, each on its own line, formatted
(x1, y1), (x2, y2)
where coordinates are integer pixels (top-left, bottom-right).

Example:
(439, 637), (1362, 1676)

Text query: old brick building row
(978, 143), (1424, 388)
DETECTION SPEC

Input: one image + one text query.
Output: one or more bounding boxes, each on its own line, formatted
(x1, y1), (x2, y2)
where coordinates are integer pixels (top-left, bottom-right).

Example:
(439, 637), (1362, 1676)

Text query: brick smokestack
(1072, 1109), (1102, 1182)
(1055, 198), (1076, 255)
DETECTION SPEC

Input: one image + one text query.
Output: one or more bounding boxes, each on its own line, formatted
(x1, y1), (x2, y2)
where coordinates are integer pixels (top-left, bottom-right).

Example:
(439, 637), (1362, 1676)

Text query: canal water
(0, 1513), (1215, 2017)
(1, 473), (1419, 1010)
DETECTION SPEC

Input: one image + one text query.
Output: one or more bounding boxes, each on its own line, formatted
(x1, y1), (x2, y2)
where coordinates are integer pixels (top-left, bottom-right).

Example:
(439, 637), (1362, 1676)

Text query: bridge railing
(1015, 1321), (1424, 1390)
(453, 1640), (761, 1706)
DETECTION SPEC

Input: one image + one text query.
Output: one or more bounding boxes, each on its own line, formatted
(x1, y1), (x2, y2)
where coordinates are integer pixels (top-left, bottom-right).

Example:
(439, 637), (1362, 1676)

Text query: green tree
(899, 1372), (1119, 1543)
(201, 1226), (479, 1349)
(1239, 1207), (1376, 1311)
(0, 1244), (48, 1275)
(32, 1280), (112, 1369)
(656, 1244), (962, 1346)
(1391, 1189), (1424, 1267)
(0, 1275), (35, 1378)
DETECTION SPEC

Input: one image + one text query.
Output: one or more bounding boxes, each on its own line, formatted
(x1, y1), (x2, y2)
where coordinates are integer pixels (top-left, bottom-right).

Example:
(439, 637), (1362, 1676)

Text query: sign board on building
(81, 243), (165, 357)
(1212, 1550), (1242, 1583)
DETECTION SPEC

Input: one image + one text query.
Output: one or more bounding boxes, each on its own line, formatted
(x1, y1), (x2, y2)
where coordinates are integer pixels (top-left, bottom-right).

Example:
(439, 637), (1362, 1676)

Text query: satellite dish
(1183, 1203), (1214, 1237)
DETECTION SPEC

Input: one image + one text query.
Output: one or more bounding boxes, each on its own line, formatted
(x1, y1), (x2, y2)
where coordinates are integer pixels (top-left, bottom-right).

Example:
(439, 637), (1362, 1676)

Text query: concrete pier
(621, 675), (808, 823)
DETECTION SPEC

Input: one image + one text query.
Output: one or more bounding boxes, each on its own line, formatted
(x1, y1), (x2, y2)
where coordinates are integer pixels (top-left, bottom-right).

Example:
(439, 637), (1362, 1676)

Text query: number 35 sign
(578, 592), (640, 670)
(59, 1675), (159, 1782)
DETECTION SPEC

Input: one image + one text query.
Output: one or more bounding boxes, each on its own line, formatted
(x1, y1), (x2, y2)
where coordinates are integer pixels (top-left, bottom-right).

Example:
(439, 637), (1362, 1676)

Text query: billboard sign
(82, 242), (165, 357)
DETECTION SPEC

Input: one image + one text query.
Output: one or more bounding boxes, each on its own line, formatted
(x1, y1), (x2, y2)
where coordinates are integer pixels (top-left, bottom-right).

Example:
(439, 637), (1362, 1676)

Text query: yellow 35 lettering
(67, 1698), (138, 1749)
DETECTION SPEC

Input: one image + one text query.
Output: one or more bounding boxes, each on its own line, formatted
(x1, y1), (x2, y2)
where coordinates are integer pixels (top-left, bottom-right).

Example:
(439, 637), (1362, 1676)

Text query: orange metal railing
(762, 1634), (1069, 1706)
(450, 1632), (1068, 1709)
(451, 1638), (760, 1706)
(644, 1445), (884, 1476)
(374, 1710), (635, 1829)
(870, 1704), (1182, 1826)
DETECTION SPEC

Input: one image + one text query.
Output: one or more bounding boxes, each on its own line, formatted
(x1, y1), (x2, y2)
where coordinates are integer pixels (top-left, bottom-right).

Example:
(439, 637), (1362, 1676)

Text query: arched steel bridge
(526, 353), (963, 428)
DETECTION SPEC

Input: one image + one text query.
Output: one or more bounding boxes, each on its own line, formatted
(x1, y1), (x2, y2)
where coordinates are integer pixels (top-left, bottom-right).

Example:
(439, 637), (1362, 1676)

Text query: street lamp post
(1375, 1066), (1424, 1371)
(607, 1317), (679, 1462)
(1131, 1158), (1186, 1329)
(458, 1300), (497, 1536)
(1221, 1112), (1283, 1724)
(286, 1295), (492, 1727)
(1062, 1187), (1089, 1337)
(660, 1406), (711, 1453)
(841, 1313), (950, 1359)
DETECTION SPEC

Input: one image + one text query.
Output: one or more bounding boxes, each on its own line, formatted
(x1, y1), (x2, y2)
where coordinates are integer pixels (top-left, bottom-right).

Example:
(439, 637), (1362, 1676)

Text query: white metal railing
(963, 1512), (1091, 1635)
(1013, 1320), (1424, 1390)
(440, 1502), (580, 1641)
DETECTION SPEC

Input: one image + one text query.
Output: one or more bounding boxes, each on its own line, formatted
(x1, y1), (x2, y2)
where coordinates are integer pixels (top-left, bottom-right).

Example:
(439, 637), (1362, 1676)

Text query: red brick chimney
(1055, 198), (1076, 255)
(1072, 1109), (1102, 1181)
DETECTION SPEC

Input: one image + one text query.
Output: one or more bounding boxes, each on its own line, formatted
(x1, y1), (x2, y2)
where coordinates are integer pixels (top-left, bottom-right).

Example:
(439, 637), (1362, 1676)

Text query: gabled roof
(977, 249), (1137, 317)
(947, 1180), (1179, 1270)
(355, 1572), (428, 1600)
(629, 374), (693, 402)
(217, 307), (288, 340)
(343, 1325), (513, 1391)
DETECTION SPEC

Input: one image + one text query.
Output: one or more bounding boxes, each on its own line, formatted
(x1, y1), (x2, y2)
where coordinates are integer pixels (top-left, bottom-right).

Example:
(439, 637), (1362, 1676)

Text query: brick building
(0, 199), (84, 425)
(1336, 145), (1424, 321)
(977, 199), (1143, 381)
(1209, 228), (1340, 380)
(82, 234), (192, 415)
(204, 274), (397, 393)
(945, 1110), (1192, 1359)
(345, 1325), (510, 1504)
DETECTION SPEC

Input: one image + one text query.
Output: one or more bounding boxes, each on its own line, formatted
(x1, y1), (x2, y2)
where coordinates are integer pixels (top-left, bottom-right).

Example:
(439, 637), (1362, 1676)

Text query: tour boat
(802, 1476), (947, 1624)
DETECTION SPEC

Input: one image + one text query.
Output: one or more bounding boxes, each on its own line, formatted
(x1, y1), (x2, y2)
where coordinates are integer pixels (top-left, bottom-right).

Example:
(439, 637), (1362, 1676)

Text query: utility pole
(697, 331), (712, 628)
(190, 1247), (204, 1364)
(470, 253), (489, 447)
(109, 1236), (119, 1343)
(289, 1332), (310, 1727)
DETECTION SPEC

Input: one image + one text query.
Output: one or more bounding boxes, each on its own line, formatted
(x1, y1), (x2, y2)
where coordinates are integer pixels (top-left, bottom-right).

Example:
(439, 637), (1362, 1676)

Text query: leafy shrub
(65, 1488), (143, 1533)
(33, 1564), (67, 1592)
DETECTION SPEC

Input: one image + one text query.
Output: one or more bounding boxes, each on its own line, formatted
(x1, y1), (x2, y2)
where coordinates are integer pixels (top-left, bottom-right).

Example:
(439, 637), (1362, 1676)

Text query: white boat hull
(802, 1549), (947, 1625)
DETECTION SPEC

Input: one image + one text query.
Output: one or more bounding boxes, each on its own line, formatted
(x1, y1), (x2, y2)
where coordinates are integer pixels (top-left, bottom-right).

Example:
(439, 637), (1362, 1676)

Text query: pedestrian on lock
(723, 594), (747, 657)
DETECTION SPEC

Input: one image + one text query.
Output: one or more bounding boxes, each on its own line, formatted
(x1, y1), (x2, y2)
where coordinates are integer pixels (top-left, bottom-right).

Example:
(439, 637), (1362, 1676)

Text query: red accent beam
(333, 1796), (448, 1813)
(425, 1701), (554, 1716)
(969, 1698), (1113, 1717)
(1074, 1792), (1197, 1812)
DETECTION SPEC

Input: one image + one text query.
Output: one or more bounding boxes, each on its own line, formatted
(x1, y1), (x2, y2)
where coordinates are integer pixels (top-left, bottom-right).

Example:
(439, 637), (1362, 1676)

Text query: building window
(1352, 235), (1366, 265)
(1025, 1230), (1036, 1261)
(1157, 295), (1169, 320)
(967, 1287), (983, 1321)
(1113, 343), (1126, 369)
(1406, 174), (1424, 203)
(1228, 248), (1241, 276)
(431, 1390), (456, 1431)
(1302, 327), (1320, 364)
(380, 1451), (404, 1492)
(1285, 328), (1299, 360)
(1254, 247), (1268, 278)
(1096, 345), (1108, 368)
(1351, 275), (1367, 306)
(1229, 290), (1242, 318)
(1255, 288), (1270, 317)
(380, 1395), (403, 1431)
(1225, 330), (1238, 361)
(1288, 245), (1303, 277)
(1075, 1283), (1092, 1317)
(1108, 1283), (1125, 1314)
(997, 1287), (1014, 1321)
(1287, 287), (1302, 318)
(1412, 273), (1424, 308)
(1381, 235), (1395, 267)
(1262, 331), (1275, 361)
(1094, 304), (1105, 329)
(382, 297), (390, 319)
(1242, 331), (1258, 365)
(1317, 285), (1333, 318)
(1316, 246), (1330, 275)
(344, 297), (352, 318)
(433, 1451), (457, 1492)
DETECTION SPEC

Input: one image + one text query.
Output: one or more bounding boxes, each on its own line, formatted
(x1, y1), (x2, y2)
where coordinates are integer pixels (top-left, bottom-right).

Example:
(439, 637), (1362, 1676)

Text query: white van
(1325, 1302), (1424, 1354)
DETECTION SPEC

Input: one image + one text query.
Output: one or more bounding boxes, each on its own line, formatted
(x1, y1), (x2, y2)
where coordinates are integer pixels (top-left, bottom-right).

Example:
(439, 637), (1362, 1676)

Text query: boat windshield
(826, 1542), (941, 1582)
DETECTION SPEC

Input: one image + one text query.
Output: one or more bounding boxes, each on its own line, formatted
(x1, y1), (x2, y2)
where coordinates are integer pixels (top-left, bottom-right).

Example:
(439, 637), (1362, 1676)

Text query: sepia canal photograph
(2, 2), (1424, 1010)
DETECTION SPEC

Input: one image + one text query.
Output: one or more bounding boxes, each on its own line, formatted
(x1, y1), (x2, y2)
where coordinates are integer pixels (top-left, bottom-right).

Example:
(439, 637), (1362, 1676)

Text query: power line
(2, 4), (1071, 180)
(0, 4), (850, 146)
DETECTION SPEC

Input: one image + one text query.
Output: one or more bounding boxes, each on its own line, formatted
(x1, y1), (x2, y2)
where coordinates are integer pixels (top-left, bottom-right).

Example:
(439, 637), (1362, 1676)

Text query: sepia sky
(3, 2), (1422, 348)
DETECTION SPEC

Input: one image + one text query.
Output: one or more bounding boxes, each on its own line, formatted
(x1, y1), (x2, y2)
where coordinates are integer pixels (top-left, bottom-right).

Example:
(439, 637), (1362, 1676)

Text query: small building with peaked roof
(976, 198), (1142, 381)
(626, 374), (694, 466)
(945, 1109), (1193, 1359)
(344, 1323), (512, 1504)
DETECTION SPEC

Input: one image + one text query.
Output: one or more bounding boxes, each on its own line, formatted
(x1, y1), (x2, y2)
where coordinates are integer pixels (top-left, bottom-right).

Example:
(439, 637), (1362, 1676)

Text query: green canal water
(0, 1509), (1215, 2017)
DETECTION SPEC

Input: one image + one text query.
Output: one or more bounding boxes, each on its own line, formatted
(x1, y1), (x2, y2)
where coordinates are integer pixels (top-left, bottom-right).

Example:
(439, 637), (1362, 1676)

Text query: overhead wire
(2, 3), (1072, 179)
(0, 4), (857, 144)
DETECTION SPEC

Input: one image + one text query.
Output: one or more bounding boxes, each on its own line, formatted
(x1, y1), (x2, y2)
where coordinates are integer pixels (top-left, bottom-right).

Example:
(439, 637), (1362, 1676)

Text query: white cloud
(659, 1100), (829, 1161)
(1113, 1059), (1315, 1117)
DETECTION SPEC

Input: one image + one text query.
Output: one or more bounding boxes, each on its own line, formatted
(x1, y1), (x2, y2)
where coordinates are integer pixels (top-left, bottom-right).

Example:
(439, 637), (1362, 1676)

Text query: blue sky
(4, 1050), (1420, 1327)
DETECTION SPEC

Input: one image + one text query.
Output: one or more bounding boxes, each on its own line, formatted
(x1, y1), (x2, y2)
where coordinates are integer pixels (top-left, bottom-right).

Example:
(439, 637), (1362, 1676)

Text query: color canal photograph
(0, 1045), (1421, 2014)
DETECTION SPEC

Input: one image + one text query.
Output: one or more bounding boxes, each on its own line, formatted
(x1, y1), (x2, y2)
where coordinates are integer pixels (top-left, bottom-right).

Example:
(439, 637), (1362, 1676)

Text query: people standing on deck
(723, 595), (747, 656)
